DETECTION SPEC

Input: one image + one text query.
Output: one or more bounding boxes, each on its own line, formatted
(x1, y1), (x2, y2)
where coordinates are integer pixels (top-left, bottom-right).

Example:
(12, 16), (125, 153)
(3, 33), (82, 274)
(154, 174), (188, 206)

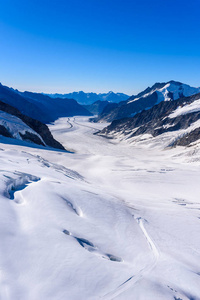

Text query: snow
(0, 110), (44, 142)
(156, 82), (200, 104)
(0, 116), (200, 299)
(169, 97), (200, 118)
(128, 82), (200, 105)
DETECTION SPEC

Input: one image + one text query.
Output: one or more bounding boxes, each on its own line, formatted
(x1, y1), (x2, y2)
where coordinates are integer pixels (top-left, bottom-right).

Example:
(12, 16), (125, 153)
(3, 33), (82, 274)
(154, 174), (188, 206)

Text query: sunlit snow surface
(0, 111), (44, 142)
(128, 82), (200, 105)
(169, 97), (200, 118)
(0, 117), (200, 300)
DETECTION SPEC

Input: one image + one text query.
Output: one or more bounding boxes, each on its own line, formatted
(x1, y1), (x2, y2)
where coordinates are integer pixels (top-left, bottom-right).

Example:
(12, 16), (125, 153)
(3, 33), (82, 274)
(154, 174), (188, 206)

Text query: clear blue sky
(0, 0), (200, 95)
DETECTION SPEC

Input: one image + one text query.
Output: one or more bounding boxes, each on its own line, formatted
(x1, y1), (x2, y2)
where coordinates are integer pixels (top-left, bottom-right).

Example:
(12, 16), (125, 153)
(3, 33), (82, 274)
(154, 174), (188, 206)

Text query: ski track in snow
(66, 118), (73, 129)
(101, 217), (159, 299)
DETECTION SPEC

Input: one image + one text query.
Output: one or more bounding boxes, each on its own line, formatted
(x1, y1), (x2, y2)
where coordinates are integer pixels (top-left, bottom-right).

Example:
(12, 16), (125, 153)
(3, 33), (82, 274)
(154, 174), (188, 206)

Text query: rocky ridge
(99, 93), (200, 147)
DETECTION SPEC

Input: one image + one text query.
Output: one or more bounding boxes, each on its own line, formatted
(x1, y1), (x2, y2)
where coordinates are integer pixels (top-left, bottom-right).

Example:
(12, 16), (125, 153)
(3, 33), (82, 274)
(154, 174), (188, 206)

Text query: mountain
(0, 100), (65, 150)
(0, 83), (92, 124)
(47, 91), (129, 105)
(96, 81), (200, 122)
(83, 100), (109, 115)
(98, 92), (200, 148)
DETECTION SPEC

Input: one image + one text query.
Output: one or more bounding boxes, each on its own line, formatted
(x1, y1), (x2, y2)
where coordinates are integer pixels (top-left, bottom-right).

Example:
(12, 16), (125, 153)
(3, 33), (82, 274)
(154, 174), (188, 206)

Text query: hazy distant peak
(47, 91), (130, 105)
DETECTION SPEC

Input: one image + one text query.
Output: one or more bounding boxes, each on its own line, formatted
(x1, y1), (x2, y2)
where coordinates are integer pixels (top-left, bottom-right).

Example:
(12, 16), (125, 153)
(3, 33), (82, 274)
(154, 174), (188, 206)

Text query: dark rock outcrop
(0, 100), (65, 150)
(173, 128), (200, 146)
(96, 81), (200, 122)
(100, 93), (200, 147)
(19, 131), (45, 146)
(0, 125), (13, 138)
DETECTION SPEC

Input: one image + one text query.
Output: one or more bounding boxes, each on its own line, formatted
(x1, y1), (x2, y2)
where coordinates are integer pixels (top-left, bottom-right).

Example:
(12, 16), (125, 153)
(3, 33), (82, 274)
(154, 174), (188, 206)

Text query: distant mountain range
(95, 81), (200, 122)
(1, 80), (200, 149)
(0, 83), (92, 124)
(46, 91), (129, 105)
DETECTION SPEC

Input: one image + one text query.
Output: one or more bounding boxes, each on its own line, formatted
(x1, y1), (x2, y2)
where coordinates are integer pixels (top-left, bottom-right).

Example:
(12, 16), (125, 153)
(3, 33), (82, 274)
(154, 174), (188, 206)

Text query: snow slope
(0, 110), (44, 143)
(97, 81), (200, 122)
(0, 117), (200, 300)
(128, 81), (200, 105)
(169, 97), (200, 118)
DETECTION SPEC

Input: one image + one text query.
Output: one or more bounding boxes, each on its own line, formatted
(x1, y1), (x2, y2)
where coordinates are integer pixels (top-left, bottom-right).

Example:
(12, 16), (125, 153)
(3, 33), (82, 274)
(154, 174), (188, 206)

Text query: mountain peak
(97, 81), (200, 122)
(167, 80), (183, 86)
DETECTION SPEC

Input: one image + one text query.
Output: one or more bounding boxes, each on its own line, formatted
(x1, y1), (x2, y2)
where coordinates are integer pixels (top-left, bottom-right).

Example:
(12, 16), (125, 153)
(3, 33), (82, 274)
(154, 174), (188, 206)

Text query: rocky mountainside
(99, 92), (200, 148)
(0, 83), (92, 124)
(47, 91), (129, 105)
(96, 81), (200, 122)
(0, 100), (65, 150)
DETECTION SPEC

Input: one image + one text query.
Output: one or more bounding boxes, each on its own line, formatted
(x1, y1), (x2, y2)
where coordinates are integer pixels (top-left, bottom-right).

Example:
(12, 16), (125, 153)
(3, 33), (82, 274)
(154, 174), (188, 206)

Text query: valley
(0, 116), (199, 299)
(1, 0), (200, 298)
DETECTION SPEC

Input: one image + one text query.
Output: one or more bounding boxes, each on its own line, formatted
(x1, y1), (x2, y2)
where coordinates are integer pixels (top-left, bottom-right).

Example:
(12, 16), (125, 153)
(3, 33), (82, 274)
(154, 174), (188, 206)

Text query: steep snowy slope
(128, 80), (200, 104)
(0, 100), (65, 150)
(99, 92), (200, 148)
(96, 81), (200, 122)
(0, 110), (45, 145)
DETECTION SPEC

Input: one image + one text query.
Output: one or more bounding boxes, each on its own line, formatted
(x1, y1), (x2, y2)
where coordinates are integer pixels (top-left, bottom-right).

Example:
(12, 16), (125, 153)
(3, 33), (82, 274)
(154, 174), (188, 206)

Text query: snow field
(0, 116), (199, 299)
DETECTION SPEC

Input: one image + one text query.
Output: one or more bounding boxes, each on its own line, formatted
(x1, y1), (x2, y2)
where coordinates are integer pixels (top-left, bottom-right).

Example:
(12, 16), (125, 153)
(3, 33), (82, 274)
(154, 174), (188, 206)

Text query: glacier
(0, 116), (199, 299)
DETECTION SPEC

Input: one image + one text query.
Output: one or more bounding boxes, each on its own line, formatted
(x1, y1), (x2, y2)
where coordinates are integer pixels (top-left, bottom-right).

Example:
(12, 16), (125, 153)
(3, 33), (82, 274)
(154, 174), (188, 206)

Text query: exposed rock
(97, 81), (200, 122)
(0, 124), (13, 138)
(19, 131), (45, 146)
(0, 100), (65, 150)
(173, 128), (200, 147)
(100, 93), (200, 147)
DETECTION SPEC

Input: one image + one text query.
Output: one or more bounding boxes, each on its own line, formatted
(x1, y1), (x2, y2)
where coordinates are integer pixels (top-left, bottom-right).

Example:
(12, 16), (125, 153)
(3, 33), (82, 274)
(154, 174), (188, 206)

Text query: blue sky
(0, 0), (200, 95)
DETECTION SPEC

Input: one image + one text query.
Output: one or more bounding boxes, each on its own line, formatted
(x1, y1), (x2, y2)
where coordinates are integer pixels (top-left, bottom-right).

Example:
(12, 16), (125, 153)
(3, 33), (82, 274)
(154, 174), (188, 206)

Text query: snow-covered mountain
(127, 80), (200, 104)
(99, 92), (200, 148)
(47, 91), (129, 105)
(96, 81), (200, 122)
(0, 100), (65, 150)
(0, 83), (92, 124)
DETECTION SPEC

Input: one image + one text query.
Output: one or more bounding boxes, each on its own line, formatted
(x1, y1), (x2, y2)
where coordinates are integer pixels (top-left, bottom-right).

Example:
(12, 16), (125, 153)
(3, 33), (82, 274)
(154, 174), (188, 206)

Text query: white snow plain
(0, 116), (200, 300)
